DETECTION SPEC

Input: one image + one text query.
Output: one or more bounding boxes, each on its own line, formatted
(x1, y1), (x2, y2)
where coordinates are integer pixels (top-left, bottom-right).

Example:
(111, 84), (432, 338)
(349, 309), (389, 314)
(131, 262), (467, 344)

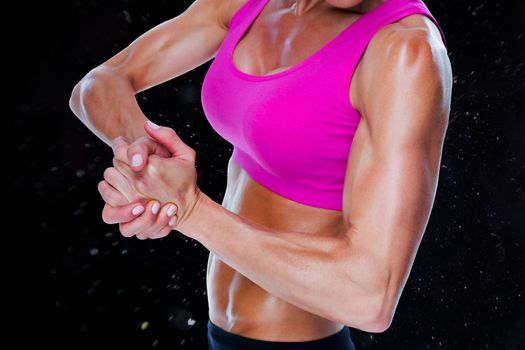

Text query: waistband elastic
(207, 319), (355, 350)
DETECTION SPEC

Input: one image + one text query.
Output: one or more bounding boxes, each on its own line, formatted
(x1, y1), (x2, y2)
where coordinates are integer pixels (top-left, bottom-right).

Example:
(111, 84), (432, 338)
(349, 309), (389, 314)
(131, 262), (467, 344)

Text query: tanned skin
(70, 0), (452, 340)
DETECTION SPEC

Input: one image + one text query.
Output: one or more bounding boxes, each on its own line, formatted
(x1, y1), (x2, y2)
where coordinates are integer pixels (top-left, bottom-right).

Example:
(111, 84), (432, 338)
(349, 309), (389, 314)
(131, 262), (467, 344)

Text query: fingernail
(132, 205), (145, 215)
(131, 154), (143, 167)
(151, 202), (160, 215)
(169, 216), (177, 226)
(147, 120), (161, 129)
(167, 204), (177, 217)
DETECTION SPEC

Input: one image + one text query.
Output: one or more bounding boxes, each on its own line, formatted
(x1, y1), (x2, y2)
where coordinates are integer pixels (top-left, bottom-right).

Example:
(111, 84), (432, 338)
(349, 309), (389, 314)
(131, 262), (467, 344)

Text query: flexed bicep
(340, 18), (452, 328)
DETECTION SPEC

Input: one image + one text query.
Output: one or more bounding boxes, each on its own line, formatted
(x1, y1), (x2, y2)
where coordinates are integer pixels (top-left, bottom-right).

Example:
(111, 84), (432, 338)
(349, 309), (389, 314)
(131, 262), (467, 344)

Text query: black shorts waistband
(207, 319), (356, 350)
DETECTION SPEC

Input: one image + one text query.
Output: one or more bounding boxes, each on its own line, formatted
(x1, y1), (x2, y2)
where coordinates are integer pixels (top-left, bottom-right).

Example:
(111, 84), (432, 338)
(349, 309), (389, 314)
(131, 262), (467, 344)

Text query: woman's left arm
(103, 24), (452, 333)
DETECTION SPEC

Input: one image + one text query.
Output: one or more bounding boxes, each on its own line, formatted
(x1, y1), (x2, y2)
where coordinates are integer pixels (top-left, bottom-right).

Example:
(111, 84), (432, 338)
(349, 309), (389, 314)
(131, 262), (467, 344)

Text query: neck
(289, 0), (322, 16)
(289, 0), (386, 17)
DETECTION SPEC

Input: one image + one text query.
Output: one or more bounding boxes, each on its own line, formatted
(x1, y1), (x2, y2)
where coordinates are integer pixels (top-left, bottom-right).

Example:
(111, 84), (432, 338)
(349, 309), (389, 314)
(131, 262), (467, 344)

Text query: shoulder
(369, 14), (446, 54)
(221, 0), (253, 30)
(352, 14), (451, 116)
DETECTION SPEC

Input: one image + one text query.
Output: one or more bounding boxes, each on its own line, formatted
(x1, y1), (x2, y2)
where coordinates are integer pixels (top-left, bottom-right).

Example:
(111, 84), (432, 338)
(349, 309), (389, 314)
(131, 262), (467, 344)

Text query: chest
(199, 0), (371, 211)
(232, 7), (361, 77)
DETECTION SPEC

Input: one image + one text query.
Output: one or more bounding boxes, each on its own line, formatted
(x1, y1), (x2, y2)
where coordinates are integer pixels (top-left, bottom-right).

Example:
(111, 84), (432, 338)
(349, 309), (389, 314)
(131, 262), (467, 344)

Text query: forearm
(69, 67), (150, 146)
(181, 192), (385, 331)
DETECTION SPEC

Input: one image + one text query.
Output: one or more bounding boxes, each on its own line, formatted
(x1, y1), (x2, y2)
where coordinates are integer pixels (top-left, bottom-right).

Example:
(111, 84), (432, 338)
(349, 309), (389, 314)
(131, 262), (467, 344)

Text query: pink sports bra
(201, 0), (447, 210)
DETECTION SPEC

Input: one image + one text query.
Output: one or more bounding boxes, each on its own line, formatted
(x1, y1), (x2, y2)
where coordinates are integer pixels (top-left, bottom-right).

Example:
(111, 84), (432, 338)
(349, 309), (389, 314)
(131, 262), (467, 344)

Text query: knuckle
(114, 146), (128, 158)
(102, 189), (112, 200)
(147, 164), (160, 175)
(119, 224), (134, 238)
(101, 207), (112, 224)
(146, 164), (160, 178)
(164, 127), (176, 138)
(147, 228), (161, 239)
(114, 150), (128, 163)
(142, 137), (156, 148)
(113, 158), (127, 169)
(149, 218), (166, 235)
(111, 136), (128, 150)
(103, 167), (115, 179)
(145, 213), (157, 225)
(136, 179), (149, 193)
(158, 214), (170, 226)
(131, 138), (150, 152)
(105, 191), (122, 205)
(114, 142), (125, 152)
(156, 227), (171, 239)
(143, 229), (157, 238)
(97, 181), (106, 194)
(148, 154), (161, 165)
(137, 212), (156, 227)
(129, 142), (144, 153)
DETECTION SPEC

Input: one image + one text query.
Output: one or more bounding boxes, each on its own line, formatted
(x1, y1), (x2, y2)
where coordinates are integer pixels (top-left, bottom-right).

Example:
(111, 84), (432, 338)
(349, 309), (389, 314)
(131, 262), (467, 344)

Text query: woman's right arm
(69, 0), (233, 146)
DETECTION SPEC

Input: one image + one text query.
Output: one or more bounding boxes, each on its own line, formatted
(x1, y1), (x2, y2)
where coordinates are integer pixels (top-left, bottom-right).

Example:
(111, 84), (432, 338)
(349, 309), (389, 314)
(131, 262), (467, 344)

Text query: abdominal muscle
(206, 155), (348, 341)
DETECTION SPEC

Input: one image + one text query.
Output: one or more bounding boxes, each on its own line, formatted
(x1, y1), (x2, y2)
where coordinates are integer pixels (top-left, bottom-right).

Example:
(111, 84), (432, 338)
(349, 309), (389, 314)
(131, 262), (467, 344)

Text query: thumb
(144, 120), (192, 157)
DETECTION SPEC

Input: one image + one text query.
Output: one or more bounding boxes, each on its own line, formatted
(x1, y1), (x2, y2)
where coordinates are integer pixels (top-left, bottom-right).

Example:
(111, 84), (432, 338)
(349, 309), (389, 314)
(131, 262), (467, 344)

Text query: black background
(11, 0), (525, 349)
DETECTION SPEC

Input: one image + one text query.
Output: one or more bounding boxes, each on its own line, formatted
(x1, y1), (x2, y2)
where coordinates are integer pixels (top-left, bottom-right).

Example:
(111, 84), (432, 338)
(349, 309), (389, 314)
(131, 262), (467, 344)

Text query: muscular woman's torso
(207, 155), (348, 341)
(206, 0), (360, 341)
(206, 0), (434, 341)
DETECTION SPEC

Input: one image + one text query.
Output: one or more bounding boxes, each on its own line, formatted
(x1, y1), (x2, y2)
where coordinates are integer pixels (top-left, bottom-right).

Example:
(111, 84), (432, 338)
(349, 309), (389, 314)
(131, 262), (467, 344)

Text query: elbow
(342, 297), (393, 334)
(336, 268), (395, 333)
(366, 304), (394, 333)
(69, 81), (81, 117)
(337, 296), (393, 334)
(364, 288), (395, 333)
(69, 70), (92, 119)
(68, 68), (103, 120)
(330, 237), (396, 333)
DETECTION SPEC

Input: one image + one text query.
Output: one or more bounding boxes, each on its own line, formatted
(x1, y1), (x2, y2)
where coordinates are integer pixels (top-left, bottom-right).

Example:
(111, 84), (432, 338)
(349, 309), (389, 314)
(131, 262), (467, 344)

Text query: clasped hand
(97, 121), (202, 240)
